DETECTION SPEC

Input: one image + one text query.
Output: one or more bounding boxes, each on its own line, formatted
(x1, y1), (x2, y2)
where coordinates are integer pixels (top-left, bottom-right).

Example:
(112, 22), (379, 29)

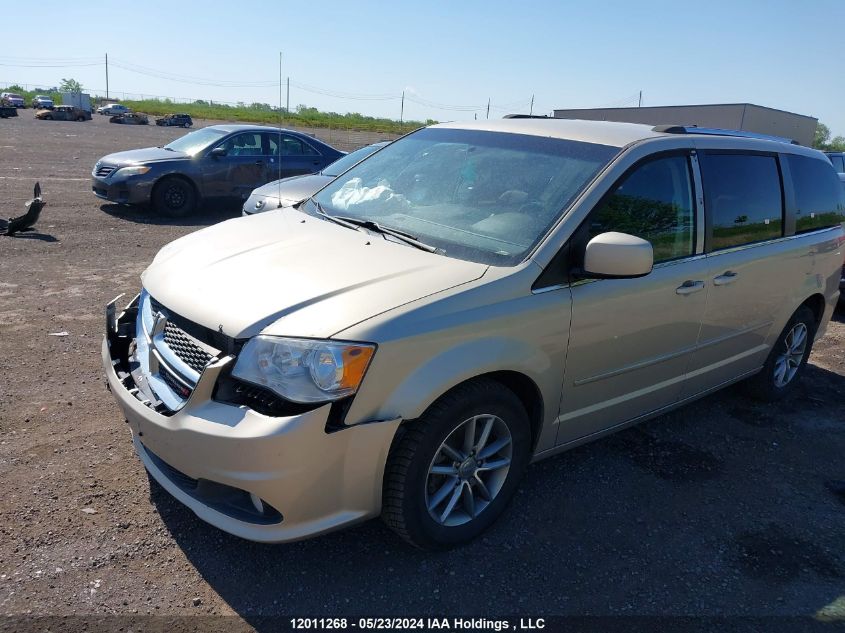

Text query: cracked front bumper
(102, 296), (401, 543)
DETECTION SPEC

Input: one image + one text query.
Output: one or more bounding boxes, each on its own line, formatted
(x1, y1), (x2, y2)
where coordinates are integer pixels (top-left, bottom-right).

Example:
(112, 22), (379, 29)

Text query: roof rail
(652, 124), (798, 145)
(503, 114), (550, 119)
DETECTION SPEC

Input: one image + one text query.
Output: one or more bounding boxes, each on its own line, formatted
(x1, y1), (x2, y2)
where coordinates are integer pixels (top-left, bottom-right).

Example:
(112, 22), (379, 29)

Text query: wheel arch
(152, 172), (201, 203)
(799, 293), (826, 329)
(391, 371), (545, 455)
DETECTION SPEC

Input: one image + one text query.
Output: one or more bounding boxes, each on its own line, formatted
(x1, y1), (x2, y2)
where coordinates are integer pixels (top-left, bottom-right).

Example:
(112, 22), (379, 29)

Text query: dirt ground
(0, 113), (844, 632)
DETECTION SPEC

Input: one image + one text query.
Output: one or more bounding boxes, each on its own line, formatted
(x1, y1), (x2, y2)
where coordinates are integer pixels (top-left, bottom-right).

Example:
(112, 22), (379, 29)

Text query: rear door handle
(676, 280), (705, 295)
(254, 160), (265, 165)
(713, 271), (738, 286)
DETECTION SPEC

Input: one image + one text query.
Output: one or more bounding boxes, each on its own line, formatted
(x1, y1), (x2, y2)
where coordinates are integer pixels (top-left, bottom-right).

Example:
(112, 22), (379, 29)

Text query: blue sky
(2, 0), (843, 135)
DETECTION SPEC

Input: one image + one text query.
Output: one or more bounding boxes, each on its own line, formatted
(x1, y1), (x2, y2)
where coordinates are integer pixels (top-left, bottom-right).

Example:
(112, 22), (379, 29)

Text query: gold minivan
(103, 119), (845, 549)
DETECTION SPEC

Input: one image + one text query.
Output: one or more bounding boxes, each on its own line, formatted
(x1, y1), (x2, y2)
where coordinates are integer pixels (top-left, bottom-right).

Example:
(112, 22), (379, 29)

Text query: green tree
(813, 122), (831, 149)
(59, 78), (82, 93)
(813, 122), (845, 151)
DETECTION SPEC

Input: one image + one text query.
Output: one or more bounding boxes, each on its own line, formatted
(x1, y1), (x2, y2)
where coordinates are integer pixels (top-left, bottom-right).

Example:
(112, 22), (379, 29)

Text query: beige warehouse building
(552, 103), (818, 146)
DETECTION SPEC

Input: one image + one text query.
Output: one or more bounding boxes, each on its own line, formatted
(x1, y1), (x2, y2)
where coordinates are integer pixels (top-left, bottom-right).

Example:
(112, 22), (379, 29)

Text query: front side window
(584, 155), (695, 263)
(221, 132), (263, 157)
(700, 153), (783, 251)
(787, 154), (845, 233)
(311, 127), (618, 265)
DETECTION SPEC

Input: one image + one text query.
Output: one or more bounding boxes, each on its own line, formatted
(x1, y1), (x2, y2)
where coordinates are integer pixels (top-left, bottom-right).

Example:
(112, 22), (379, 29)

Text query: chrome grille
(135, 290), (221, 412)
(163, 321), (214, 374)
(95, 164), (116, 178)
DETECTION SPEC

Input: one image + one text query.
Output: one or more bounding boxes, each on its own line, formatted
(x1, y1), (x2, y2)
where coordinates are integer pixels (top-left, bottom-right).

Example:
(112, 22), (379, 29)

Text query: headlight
(231, 336), (376, 403)
(113, 165), (151, 178)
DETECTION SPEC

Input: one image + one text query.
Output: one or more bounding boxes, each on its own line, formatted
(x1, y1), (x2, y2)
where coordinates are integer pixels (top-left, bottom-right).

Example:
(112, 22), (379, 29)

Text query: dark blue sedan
(91, 125), (343, 217)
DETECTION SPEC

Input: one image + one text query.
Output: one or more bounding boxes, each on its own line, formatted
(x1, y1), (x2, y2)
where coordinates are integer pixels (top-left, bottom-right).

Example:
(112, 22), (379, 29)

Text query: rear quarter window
(786, 154), (845, 233)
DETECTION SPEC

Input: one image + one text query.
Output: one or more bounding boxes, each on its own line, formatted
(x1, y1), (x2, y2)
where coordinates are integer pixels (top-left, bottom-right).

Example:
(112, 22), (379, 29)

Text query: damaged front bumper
(103, 294), (401, 543)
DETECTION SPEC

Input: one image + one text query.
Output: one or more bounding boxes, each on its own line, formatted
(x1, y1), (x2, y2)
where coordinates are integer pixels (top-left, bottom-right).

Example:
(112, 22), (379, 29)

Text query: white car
(97, 103), (129, 116)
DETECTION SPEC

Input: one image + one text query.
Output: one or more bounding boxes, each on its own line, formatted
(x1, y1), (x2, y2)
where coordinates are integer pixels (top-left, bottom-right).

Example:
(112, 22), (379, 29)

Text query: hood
(100, 147), (187, 165)
(142, 208), (487, 339)
(251, 174), (332, 203)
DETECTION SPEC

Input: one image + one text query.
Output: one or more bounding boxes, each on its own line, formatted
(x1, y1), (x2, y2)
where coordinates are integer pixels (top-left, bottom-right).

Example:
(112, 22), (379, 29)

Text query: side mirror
(210, 147), (227, 158)
(582, 232), (653, 279)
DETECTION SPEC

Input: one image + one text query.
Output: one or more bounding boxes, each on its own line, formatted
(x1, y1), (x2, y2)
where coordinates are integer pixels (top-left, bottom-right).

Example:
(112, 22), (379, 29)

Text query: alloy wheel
(773, 322), (808, 388)
(425, 414), (512, 527)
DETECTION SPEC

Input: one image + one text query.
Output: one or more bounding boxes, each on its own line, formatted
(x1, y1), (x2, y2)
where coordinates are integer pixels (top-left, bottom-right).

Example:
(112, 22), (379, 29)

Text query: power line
(0, 55), (549, 116)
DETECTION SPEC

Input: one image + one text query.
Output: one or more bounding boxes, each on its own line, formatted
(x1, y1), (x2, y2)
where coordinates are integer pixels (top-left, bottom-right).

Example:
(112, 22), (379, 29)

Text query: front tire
(152, 177), (196, 218)
(745, 305), (817, 401)
(382, 379), (531, 550)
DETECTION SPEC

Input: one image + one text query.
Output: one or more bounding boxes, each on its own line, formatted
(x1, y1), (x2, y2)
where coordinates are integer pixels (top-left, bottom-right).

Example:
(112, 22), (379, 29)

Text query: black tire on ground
(152, 177), (196, 218)
(744, 305), (817, 401)
(382, 378), (532, 550)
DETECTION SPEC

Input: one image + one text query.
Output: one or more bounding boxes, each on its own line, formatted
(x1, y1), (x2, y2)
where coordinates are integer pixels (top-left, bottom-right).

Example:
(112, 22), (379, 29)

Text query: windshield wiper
(310, 198), (360, 230)
(336, 216), (438, 253)
(309, 199), (438, 253)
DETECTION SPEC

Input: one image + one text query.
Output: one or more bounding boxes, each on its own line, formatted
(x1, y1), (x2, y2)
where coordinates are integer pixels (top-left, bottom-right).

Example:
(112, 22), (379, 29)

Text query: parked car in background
(243, 141), (389, 215)
(826, 151), (845, 174)
(31, 95), (54, 109)
(1, 92), (25, 108)
(102, 119), (844, 548)
(110, 112), (149, 125)
(156, 113), (193, 128)
(35, 105), (91, 121)
(92, 124), (343, 216)
(97, 103), (129, 116)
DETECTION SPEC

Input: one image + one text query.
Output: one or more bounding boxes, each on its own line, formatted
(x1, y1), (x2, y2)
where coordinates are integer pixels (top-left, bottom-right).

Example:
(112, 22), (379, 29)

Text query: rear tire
(382, 378), (531, 550)
(152, 177), (196, 218)
(744, 305), (816, 401)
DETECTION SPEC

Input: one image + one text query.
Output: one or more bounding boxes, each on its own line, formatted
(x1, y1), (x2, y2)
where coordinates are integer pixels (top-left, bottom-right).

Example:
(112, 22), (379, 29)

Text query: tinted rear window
(700, 153), (783, 251)
(828, 155), (845, 172)
(786, 154), (845, 233)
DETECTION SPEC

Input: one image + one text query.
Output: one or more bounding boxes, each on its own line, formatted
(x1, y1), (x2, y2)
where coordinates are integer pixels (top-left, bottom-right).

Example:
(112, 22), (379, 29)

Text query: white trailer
(60, 92), (92, 113)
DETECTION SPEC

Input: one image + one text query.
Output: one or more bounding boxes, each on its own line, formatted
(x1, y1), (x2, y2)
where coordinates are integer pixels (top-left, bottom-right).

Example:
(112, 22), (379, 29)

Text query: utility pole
(486, 98), (490, 119)
(286, 77), (290, 113)
(278, 52), (283, 120)
(400, 90), (404, 126)
(638, 90), (642, 107)
(529, 94), (534, 116)
(105, 53), (109, 100)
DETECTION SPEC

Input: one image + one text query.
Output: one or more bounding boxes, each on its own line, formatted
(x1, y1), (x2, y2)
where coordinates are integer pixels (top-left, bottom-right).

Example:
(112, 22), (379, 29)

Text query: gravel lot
(0, 113), (844, 631)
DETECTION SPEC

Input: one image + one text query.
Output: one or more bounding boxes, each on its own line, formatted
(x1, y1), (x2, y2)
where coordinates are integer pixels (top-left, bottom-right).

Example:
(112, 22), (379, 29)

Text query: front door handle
(676, 280), (705, 295)
(713, 271), (738, 286)
(254, 160), (265, 166)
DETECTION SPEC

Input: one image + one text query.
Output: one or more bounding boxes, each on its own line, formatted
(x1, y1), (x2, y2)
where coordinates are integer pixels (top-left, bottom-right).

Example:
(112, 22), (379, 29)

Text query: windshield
(311, 127), (618, 265)
(164, 127), (228, 156)
(322, 143), (386, 177)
